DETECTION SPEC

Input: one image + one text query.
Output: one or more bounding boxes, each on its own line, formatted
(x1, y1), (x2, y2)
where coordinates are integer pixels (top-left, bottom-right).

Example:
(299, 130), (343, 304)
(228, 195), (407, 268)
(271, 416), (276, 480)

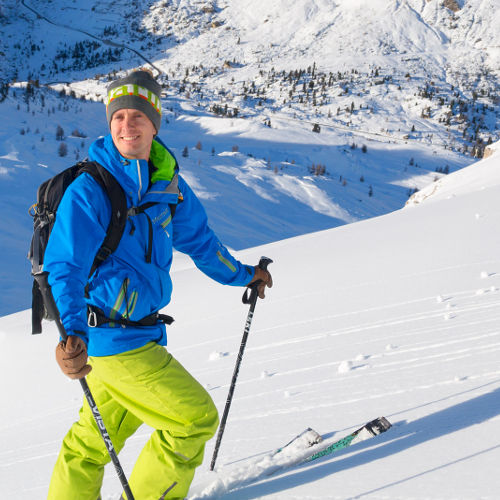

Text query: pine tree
(58, 142), (68, 157)
(56, 125), (65, 141)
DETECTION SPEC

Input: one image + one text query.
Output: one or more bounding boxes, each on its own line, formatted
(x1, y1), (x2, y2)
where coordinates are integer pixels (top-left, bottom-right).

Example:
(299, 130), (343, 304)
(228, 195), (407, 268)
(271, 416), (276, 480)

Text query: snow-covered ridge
(407, 139), (500, 205)
(4, 0), (499, 81)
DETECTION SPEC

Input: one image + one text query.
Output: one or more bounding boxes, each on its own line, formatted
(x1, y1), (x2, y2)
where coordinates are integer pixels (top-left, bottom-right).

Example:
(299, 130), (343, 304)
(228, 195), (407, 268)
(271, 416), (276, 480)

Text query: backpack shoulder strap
(78, 161), (128, 277)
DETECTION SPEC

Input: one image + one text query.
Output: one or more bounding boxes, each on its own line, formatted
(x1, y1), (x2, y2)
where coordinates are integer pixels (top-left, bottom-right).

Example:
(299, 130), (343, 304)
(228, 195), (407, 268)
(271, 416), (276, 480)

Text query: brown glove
(55, 335), (92, 379)
(249, 266), (273, 299)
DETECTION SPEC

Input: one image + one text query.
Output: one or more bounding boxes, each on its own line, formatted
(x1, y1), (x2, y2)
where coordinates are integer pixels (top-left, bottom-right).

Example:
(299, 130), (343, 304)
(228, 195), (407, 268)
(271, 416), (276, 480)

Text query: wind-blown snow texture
(1, 144), (500, 498)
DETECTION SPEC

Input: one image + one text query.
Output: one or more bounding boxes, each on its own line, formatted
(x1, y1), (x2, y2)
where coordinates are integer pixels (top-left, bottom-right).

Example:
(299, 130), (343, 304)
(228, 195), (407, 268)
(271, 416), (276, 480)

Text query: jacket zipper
(136, 159), (142, 202)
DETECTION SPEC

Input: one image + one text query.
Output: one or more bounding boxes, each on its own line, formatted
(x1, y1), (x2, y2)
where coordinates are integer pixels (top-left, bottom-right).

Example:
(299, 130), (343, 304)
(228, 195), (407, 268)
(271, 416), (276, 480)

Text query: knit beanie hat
(106, 70), (162, 133)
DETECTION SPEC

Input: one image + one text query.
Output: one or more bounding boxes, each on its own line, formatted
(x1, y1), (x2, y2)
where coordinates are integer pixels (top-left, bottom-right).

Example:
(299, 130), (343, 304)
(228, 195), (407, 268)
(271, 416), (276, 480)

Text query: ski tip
(366, 416), (392, 436)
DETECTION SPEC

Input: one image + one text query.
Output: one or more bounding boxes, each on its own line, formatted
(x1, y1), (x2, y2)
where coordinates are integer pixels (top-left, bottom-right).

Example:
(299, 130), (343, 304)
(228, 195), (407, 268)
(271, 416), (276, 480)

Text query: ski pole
(210, 256), (273, 471)
(34, 272), (135, 500)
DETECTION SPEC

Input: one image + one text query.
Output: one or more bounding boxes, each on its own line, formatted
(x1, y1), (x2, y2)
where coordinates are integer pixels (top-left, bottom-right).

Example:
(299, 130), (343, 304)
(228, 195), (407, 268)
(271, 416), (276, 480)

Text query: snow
(407, 141), (500, 205)
(2, 144), (500, 499)
(1, 0), (500, 497)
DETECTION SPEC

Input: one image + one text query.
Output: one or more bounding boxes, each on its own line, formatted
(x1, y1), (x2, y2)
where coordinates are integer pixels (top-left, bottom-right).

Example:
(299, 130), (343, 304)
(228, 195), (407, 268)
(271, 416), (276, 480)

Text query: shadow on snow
(220, 381), (500, 499)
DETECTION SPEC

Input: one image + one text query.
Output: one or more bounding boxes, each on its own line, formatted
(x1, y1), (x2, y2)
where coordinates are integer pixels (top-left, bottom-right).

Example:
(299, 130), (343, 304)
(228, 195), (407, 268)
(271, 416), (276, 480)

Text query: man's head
(106, 70), (162, 134)
(106, 70), (162, 160)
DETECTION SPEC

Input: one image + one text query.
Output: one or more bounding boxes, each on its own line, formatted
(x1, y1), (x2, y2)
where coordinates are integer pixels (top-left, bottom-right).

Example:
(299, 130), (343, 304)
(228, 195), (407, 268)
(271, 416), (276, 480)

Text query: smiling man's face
(110, 108), (156, 160)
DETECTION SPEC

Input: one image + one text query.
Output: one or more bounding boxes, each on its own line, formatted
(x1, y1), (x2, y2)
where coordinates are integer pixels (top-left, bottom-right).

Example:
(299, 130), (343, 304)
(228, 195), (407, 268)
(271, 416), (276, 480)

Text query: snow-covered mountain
(0, 0), (498, 316)
(1, 142), (500, 499)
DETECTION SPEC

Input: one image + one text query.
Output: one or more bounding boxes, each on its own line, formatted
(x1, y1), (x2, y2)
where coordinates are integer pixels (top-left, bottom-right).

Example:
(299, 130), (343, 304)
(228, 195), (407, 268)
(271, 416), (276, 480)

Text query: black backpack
(28, 161), (128, 335)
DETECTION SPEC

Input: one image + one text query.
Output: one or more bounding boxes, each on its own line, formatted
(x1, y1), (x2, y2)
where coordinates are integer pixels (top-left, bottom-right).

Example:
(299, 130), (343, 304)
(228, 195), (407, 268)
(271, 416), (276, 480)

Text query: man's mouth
(121, 136), (139, 142)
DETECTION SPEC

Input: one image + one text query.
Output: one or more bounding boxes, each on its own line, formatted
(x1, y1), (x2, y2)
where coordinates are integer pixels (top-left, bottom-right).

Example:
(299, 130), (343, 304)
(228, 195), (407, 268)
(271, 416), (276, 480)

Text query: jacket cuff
(61, 329), (89, 347)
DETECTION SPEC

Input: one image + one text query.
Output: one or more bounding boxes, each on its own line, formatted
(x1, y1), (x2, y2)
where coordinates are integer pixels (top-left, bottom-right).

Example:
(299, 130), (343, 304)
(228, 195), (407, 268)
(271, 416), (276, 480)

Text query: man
(44, 69), (272, 500)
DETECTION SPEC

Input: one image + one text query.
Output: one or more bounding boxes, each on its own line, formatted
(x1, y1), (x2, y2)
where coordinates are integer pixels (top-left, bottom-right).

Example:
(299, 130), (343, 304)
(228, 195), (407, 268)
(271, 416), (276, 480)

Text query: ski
(272, 426), (324, 456)
(304, 416), (392, 463)
(270, 416), (392, 470)
(190, 417), (391, 499)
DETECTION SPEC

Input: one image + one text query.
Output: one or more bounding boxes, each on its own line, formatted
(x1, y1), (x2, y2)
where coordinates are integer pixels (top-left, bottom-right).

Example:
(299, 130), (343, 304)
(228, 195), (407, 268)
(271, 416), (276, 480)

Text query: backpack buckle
(94, 245), (113, 262)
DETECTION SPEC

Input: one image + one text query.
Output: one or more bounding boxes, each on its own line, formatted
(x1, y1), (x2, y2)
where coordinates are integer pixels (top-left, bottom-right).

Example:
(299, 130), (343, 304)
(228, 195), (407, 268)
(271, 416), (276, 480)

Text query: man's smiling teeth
(122, 136), (139, 141)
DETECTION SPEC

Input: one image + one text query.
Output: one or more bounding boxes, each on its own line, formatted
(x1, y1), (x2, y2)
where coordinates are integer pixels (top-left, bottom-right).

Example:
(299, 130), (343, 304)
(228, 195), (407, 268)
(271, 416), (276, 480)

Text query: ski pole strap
(87, 305), (174, 328)
(242, 282), (259, 305)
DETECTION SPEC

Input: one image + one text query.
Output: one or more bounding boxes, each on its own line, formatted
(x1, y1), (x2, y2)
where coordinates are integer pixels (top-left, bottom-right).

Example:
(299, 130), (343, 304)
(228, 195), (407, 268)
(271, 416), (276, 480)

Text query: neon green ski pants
(47, 342), (219, 500)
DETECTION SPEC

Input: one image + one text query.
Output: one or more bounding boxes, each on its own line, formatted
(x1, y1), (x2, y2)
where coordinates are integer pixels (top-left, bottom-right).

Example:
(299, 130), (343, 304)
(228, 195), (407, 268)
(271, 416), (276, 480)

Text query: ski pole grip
(243, 256), (273, 304)
(258, 256), (273, 272)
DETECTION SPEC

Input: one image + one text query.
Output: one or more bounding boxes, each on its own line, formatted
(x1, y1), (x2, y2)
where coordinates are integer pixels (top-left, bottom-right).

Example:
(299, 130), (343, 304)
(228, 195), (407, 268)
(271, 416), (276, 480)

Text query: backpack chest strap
(87, 305), (174, 328)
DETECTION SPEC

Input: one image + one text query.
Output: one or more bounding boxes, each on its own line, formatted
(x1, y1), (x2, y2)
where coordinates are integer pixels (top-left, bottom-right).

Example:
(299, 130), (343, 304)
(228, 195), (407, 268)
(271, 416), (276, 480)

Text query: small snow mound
(260, 370), (271, 379)
(475, 289), (486, 296)
(338, 360), (353, 373)
(480, 271), (489, 279)
(355, 353), (368, 361)
(385, 344), (398, 351)
(436, 295), (445, 303)
(209, 351), (228, 361)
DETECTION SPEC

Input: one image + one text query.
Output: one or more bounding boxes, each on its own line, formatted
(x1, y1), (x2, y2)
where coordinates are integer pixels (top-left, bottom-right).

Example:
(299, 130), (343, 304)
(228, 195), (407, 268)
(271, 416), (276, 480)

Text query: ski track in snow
(178, 261), (500, 345)
(187, 284), (500, 433)
(187, 287), (500, 373)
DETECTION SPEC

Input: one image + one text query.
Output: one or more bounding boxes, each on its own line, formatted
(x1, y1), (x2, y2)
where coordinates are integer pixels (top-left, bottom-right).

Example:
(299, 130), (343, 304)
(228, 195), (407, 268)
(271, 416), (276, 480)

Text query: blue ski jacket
(44, 134), (254, 356)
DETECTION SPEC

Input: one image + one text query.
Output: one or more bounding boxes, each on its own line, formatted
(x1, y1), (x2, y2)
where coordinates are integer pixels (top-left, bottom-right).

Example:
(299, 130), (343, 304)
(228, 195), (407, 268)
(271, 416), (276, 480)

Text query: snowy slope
(1, 0), (499, 316)
(1, 142), (500, 499)
(4, 0), (499, 82)
(407, 140), (500, 204)
(0, 80), (471, 317)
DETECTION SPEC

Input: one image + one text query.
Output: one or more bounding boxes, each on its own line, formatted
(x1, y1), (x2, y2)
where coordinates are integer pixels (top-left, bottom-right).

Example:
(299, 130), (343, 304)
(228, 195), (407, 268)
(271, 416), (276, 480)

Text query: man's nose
(122, 114), (135, 128)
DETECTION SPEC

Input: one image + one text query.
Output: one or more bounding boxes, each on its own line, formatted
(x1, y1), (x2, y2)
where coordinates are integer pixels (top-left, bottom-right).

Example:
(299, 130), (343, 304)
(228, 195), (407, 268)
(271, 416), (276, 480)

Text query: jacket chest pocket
(125, 202), (168, 265)
(145, 204), (174, 268)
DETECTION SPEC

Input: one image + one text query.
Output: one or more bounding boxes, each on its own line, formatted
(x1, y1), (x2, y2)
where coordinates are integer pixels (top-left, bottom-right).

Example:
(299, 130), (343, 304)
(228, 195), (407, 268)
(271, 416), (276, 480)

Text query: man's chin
(117, 145), (141, 159)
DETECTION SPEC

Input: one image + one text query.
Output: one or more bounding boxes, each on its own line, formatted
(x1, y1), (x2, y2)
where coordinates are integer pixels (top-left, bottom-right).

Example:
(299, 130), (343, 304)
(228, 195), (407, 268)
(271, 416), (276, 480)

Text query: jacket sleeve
(43, 174), (111, 346)
(172, 175), (254, 286)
